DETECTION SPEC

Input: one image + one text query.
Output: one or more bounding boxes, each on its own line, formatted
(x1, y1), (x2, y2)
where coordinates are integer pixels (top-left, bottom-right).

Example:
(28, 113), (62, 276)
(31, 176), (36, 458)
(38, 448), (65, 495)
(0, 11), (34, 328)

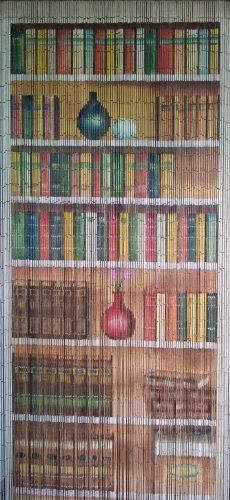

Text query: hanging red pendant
(101, 291), (135, 340)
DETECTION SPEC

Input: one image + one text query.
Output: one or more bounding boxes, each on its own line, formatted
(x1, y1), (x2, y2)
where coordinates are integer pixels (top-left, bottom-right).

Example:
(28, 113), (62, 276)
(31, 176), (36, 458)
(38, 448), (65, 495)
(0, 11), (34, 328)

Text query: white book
(86, 212), (97, 263)
(137, 213), (145, 263)
(47, 29), (56, 74)
(157, 293), (166, 342)
(73, 28), (84, 74)
(136, 28), (145, 75)
(156, 213), (166, 262)
(25, 29), (36, 74)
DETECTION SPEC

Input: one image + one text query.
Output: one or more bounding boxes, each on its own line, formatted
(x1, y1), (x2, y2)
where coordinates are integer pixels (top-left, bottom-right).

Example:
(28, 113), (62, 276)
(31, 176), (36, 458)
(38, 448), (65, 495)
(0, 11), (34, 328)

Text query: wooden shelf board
(12, 260), (217, 270)
(11, 139), (220, 148)
(12, 196), (219, 206)
(11, 74), (220, 83)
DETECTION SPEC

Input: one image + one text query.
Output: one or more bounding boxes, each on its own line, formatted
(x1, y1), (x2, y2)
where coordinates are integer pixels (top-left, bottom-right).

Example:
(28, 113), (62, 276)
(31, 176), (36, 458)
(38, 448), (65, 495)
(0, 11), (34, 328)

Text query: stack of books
(11, 95), (60, 139)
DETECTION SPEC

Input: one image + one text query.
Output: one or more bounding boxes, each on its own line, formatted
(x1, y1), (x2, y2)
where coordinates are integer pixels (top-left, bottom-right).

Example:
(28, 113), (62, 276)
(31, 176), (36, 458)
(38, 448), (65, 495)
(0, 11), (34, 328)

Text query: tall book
(92, 152), (101, 198)
(144, 293), (157, 341)
(97, 213), (108, 261)
(71, 152), (80, 197)
(198, 28), (209, 75)
(11, 28), (25, 74)
(119, 213), (129, 261)
(157, 294), (166, 343)
(187, 293), (197, 342)
(40, 210), (50, 260)
(11, 151), (21, 196)
(206, 293), (217, 342)
(158, 28), (174, 74)
(40, 152), (50, 196)
(158, 96), (173, 141)
(12, 211), (26, 260)
(34, 95), (43, 140)
(80, 152), (92, 197)
(106, 29), (115, 75)
(135, 152), (148, 198)
(111, 153), (124, 198)
(36, 29), (47, 74)
(85, 28), (94, 75)
(205, 213), (218, 263)
(178, 212), (188, 262)
(73, 29), (84, 74)
(197, 293), (206, 342)
(186, 94), (198, 140)
(124, 28), (135, 74)
(94, 28), (105, 74)
(43, 95), (51, 140)
(146, 211), (156, 262)
(11, 95), (22, 139)
(21, 151), (31, 197)
(61, 153), (71, 196)
(22, 95), (34, 139)
(148, 154), (160, 198)
(50, 212), (63, 260)
(53, 96), (60, 140)
(85, 212), (97, 263)
(115, 29), (124, 75)
(188, 213), (196, 262)
(27, 211), (39, 260)
(161, 153), (174, 198)
(51, 152), (61, 196)
(25, 28), (36, 74)
(197, 95), (207, 139)
(137, 213), (146, 263)
(144, 28), (157, 74)
(56, 28), (72, 74)
(196, 213), (206, 262)
(177, 293), (187, 341)
(64, 211), (73, 261)
(166, 213), (178, 263)
(74, 213), (86, 261)
(210, 28), (219, 74)
(207, 94), (219, 140)
(166, 293), (177, 341)
(125, 153), (135, 198)
(186, 29), (198, 74)
(174, 29), (185, 75)
(109, 211), (118, 261)
(31, 152), (40, 197)
(47, 28), (56, 74)
(129, 213), (138, 262)
(41, 282), (52, 337)
(136, 28), (145, 75)
(156, 213), (166, 262)
(173, 95), (185, 141)
(101, 152), (111, 198)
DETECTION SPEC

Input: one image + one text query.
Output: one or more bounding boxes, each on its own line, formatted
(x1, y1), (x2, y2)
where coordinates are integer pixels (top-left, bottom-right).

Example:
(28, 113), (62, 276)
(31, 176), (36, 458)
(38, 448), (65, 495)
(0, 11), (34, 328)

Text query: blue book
(27, 211), (39, 260)
(50, 212), (63, 260)
(198, 28), (209, 75)
(148, 154), (160, 198)
(188, 213), (196, 262)
(51, 152), (62, 197)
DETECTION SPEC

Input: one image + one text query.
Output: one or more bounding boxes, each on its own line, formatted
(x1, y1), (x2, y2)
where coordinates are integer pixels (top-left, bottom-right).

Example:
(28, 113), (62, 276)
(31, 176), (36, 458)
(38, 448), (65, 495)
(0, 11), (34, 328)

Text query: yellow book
(125, 153), (135, 198)
(64, 211), (73, 260)
(197, 292), (206, 342)
(166, 213), (177, 263)
(196, 213), (205, 262)
(119, 213), (129, 261)
(80, 153), (92, 197)
(173, 95), (185, 141)
(37, 29), (47, 74)
(106, 29), (115, 75)
(187, 293), (197, 342)
(34, 95), (43, 140)
(31, 152), (40, 197)
(11, 151), (21, 196)
(25, 28), (36, 74)
(160, 153), (174, 198)
(210, 28), (219, 75)
(174, 29), (185, 75)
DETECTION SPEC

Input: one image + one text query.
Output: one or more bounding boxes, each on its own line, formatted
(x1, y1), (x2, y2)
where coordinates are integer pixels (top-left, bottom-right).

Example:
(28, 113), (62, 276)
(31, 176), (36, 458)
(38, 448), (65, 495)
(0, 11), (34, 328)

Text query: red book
(165, 293), (178, 341)
(94, 28), (106, 74)
(40, 152), (50, 196)
(43, 96), (51, 140)
(135, 152), (148, 198)
(124, 28), (135, 74)
(11, 95), (22, 139)
(93, 152), (101, 197)
(56, 28), (72, 74)
(144, 292), (157, 341)
(71, 152), (80, 197)
(178, 211), (187, 262)
(40, 210), (50, 260)
(157, 28), (174, 74)
(145, 211), (156, 262)
(109, 210), (118, 261)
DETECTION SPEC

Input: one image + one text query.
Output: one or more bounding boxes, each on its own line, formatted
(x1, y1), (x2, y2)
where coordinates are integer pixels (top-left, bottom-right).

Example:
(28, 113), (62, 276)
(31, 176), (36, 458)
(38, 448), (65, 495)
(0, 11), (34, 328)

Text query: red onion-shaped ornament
(101, 291), (135, 340)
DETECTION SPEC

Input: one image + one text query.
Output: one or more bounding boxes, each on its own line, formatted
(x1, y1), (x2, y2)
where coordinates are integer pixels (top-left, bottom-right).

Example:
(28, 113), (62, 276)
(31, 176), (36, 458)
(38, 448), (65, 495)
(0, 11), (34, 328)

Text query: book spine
(205, 213), (218, 263)
(159, 96), (173, 141)
(178, 293), (187, 341)
(11, 151), (21, 196)
(25, 28), (36, 74)
(22, 95), (34, 139)
(186, 29), (198, 74)
(158, 28), (174, 74)
(51, 152), (61, 196)
(101, 152), (111, 198)
(86, 212), (97, 263)
(166, 293), (177, 341)
(197, 95), (207, 140)
(146, 211), (156, 262)
(106, 29), (115, 75)
(144, 28), (157, 74)
(21, 151), (31, 197)
(80, 152), (92, 197)
(31, 152), (40, 197)
(34, 95), (43, 140)
(50, 212), (63, 260)
(56, 28), (72, 74)
(93, 152), (101, 198)
(135, 152), (148, 198)
(64, 211), (73, 260)
(119, 213), (129, 261)
(11, 29), (25, 74)
(144, 293), (157, 341)
(43, 96), (51, 140)
(124, 28), (135, 74)
(129, 213), (138, 262)
(178, 211), (188, 262)
(27, 211), (39, 260)
(174, 29), (185, 75)
(186, 95), (198, 140)
(206, 293), (217, 342)
(40, 210), (50, 260)
(157, 293), (166, 343)
(198, 28), (209, 75)
(136, 28), (145, 75)
(36, 29), (47, 74)
(72, 29), (84, 74)
(109, 211), (118, 261)
(94, 28), (105, 74)
(11, 95), (22, 139)
(207, 94), (219, 140)
(148, 153), (160, 198)
(156, 213), (166, 262)
(71, 152), (80, 197)
(40, 152), (50, 196)
(188, 213), (196, 261)
(197, 292), (206, 342)
(85, 28), (94, 75)
(47, 28), (56, 74)
(173, 95), (185, 141)
(166, 213), (178, 263)
(210, 28), (219, 74)
(97, 213), (108, 261)
(53, 96), (60, 140)
(111, 153), (124, 198)
(160, 153), (174, 198)
(61, 153), (71, 196)
(196, 213), (206, 262)
(125, 153), (135, 198)
(137, 213), (146, 263)
(115, 28), (124, 75)
(187, 293), (197, 342)
(74, 213), (86, 260)
(12, 211), (26, 259)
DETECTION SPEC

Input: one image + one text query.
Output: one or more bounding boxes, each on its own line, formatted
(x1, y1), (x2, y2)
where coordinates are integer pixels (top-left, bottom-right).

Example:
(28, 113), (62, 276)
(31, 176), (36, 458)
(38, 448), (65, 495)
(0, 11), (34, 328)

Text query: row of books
(13, 281), (89, 339)
(11, 151), (174, 199)
(11, 93), (220, 141)
(144, 292), (217, 342)
(12, 210), (218, 263)
(11, 26), (219, 75)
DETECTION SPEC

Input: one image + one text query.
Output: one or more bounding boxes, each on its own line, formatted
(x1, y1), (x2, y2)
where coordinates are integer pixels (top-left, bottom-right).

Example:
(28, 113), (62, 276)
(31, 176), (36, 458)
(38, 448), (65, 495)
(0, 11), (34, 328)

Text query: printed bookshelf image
(154, 426), (216, 457)
(11, 25), (219, 76)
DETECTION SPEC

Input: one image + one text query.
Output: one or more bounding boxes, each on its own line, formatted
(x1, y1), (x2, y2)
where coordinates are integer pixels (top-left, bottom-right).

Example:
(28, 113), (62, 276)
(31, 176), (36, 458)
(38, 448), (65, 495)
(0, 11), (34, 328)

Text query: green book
(51, 152), (61, 197)
(74, 213), (86, 261)
(188, 213), (196, 262)
(12, 211), (26, 259)
(61, 153), (71, 196)
(206, 293), (217, 342)
(144, 28), (157, 74)
(101, 152), (111, 198)
(21, 151), (31, 197)
(22, 95), (34, 139)
(97, 213), (108, 261)
(11, 29), (25, 74)
(205, 213), (217, 263)
(111, 153), (124, 198)
(178, 293), (187, 341)
(129, 213), (138, 261)
(85, 28), (94, 74)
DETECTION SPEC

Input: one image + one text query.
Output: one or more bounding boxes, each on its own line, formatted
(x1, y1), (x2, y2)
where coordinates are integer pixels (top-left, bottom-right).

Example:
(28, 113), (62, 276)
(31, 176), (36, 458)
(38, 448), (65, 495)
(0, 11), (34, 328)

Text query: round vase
(77, 91), (111, 140)
(112, 118), (136, 140)
(101, 291), (135, 340)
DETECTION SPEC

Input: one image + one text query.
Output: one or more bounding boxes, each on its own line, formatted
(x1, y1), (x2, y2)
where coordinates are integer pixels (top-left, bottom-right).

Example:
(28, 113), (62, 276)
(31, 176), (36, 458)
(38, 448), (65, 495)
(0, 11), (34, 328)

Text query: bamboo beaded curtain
(0, 0), (228, 498)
